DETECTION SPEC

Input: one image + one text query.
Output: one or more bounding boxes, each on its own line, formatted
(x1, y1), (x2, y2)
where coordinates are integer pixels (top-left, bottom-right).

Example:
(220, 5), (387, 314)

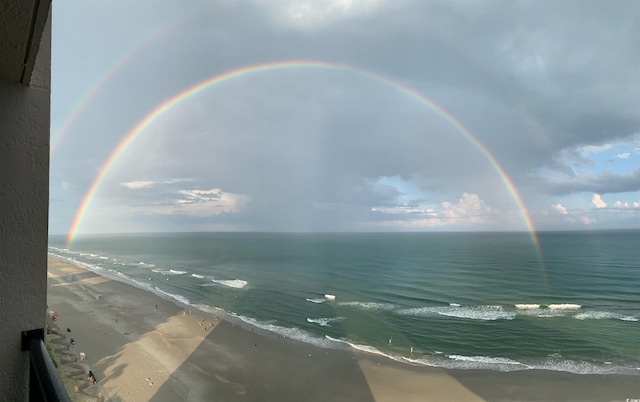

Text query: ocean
(48, 231), (640, 375)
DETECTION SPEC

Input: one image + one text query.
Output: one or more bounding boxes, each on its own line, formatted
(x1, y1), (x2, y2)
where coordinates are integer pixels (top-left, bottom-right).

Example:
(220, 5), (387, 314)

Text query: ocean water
(48, 231), (640, 375)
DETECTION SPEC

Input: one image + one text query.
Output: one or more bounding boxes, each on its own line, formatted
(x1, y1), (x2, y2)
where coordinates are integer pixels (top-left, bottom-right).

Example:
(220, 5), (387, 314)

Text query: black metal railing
(22, 329), (71, 402)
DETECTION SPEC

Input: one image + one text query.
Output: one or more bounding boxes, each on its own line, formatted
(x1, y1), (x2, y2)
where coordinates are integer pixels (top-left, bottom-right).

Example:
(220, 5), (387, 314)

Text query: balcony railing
(22, 329), (71, 402)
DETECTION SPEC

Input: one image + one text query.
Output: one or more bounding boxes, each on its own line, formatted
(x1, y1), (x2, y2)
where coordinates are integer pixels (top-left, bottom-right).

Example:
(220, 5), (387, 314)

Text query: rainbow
(50, 5), (212, 154)
(66, 60), (543, 264)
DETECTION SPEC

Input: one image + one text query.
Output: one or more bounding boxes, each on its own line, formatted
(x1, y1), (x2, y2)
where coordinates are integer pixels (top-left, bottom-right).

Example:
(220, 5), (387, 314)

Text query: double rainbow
(66, 60), (542, 267)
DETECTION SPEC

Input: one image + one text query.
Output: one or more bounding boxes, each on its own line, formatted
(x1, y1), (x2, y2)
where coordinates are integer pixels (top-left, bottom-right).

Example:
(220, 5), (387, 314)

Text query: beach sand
(47, 256), (640, 401)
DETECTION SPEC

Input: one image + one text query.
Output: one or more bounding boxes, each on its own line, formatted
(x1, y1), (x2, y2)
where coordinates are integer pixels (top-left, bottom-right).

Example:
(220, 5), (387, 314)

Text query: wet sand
(47, 256), (640, 401)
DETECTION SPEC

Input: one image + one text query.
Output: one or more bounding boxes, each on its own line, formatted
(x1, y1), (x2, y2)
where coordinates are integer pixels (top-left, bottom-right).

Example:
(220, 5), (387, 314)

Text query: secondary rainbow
(66, 60), (543, 263)
(50, 4), (213, 154)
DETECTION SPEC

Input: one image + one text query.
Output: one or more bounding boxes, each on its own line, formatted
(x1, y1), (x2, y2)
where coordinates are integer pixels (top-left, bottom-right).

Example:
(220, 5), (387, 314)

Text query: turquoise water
(48, 231), (640, 374)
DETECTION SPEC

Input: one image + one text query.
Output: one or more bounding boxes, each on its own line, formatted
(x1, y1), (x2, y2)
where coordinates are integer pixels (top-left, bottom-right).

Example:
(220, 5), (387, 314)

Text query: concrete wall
(0, 10), (51, 401)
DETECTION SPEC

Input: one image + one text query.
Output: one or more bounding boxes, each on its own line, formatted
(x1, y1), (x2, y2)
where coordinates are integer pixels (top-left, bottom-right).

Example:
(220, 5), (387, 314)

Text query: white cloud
(614, 200), (630, 208)
(579, 144), (613, 156)
(148, 188), (250, 217)
(164, 178), (197, 184)
(551, 203), (568, 215)
(441, 193), (497, 223)
(121, 180), (155, 189)
(371, 205), (433, 214)
(368, 217), (445, 229)
(178, 189), (224, 201)
(616, 152), (630, 159)
(591, 194), (607, 208)
(580, 216), (594, 225)
(369, 193), (501, 229)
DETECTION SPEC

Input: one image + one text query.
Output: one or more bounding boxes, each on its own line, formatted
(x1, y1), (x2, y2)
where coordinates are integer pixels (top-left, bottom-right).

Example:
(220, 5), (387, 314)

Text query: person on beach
(70, 338), (75, 345)
(410, 347), (414, 356)
(388, 336), (392, 345)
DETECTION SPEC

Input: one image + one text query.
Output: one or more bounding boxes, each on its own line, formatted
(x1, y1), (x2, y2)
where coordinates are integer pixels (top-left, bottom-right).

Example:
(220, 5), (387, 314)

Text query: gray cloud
(49, 0), (640, 234)
(545, 168), (640, 196)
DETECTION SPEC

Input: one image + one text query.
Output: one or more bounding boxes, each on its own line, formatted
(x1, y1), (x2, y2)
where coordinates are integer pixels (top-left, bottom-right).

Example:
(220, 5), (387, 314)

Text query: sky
(50, 0), (640, 236)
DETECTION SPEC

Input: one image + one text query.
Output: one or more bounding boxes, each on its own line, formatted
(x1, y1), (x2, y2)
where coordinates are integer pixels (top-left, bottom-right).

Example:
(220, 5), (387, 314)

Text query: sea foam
(573, 311), (638, 321)
(337, 301), (398, 311)
(212, 279), (248, 289)
(153, 286), (191, 305)
(447, 354), (528, 370)
(515, 304), (541, 309)
(324, 336), (404, 363)
(306, 317), (345, 327)
(396, 305), (516, 321)
(547, 304), (581, 310)
(231, 314), (335, 349)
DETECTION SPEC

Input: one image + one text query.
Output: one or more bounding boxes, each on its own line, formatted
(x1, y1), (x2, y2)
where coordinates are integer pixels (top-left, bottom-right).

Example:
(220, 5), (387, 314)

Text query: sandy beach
(47, 256), (640, 402)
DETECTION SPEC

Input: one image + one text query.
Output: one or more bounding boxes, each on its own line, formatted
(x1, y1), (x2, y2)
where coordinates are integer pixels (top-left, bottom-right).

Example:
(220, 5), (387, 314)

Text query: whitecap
(191, 274), (205, 279)
(396, 305), (515, 321)
(515, 304), (541, 309)
(337, 301), (398, 311)
(547, 304), (581, 310)
(573, 311), (638, 321)
(306, 317), (345, 327)
(212, 279), (248, 289)
(306, 298), (325, 304)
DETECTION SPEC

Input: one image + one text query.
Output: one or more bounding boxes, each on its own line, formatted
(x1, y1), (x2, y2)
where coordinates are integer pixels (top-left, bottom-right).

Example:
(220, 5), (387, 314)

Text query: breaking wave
(396, 305), (516, 321)
(212, 279), (248, 289)
(306, 317), (345, 327)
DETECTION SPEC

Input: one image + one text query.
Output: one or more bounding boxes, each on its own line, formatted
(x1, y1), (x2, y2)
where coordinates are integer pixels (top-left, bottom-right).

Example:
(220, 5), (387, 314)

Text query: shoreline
(47, 255), (640, 401)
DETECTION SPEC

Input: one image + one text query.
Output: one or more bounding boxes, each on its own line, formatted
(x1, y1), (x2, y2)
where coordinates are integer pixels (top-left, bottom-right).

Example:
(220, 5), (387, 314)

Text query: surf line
(66, 60), (544, 270)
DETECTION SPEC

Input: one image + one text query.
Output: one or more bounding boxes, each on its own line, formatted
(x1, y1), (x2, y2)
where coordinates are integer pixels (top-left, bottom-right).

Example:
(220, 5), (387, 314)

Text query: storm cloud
(50, 0), (640, 234)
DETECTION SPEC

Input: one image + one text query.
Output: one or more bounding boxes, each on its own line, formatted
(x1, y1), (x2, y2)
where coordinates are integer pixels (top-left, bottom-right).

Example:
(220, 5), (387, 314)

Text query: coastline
(47, 255), (640, 401)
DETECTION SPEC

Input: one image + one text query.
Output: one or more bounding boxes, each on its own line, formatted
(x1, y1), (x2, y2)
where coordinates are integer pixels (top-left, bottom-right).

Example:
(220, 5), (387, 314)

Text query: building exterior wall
(0, 9), (51, 401)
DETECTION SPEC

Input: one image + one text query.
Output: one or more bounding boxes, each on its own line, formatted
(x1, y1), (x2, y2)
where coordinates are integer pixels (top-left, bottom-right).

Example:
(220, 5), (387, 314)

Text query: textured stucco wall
(0, 11), (50, 401)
